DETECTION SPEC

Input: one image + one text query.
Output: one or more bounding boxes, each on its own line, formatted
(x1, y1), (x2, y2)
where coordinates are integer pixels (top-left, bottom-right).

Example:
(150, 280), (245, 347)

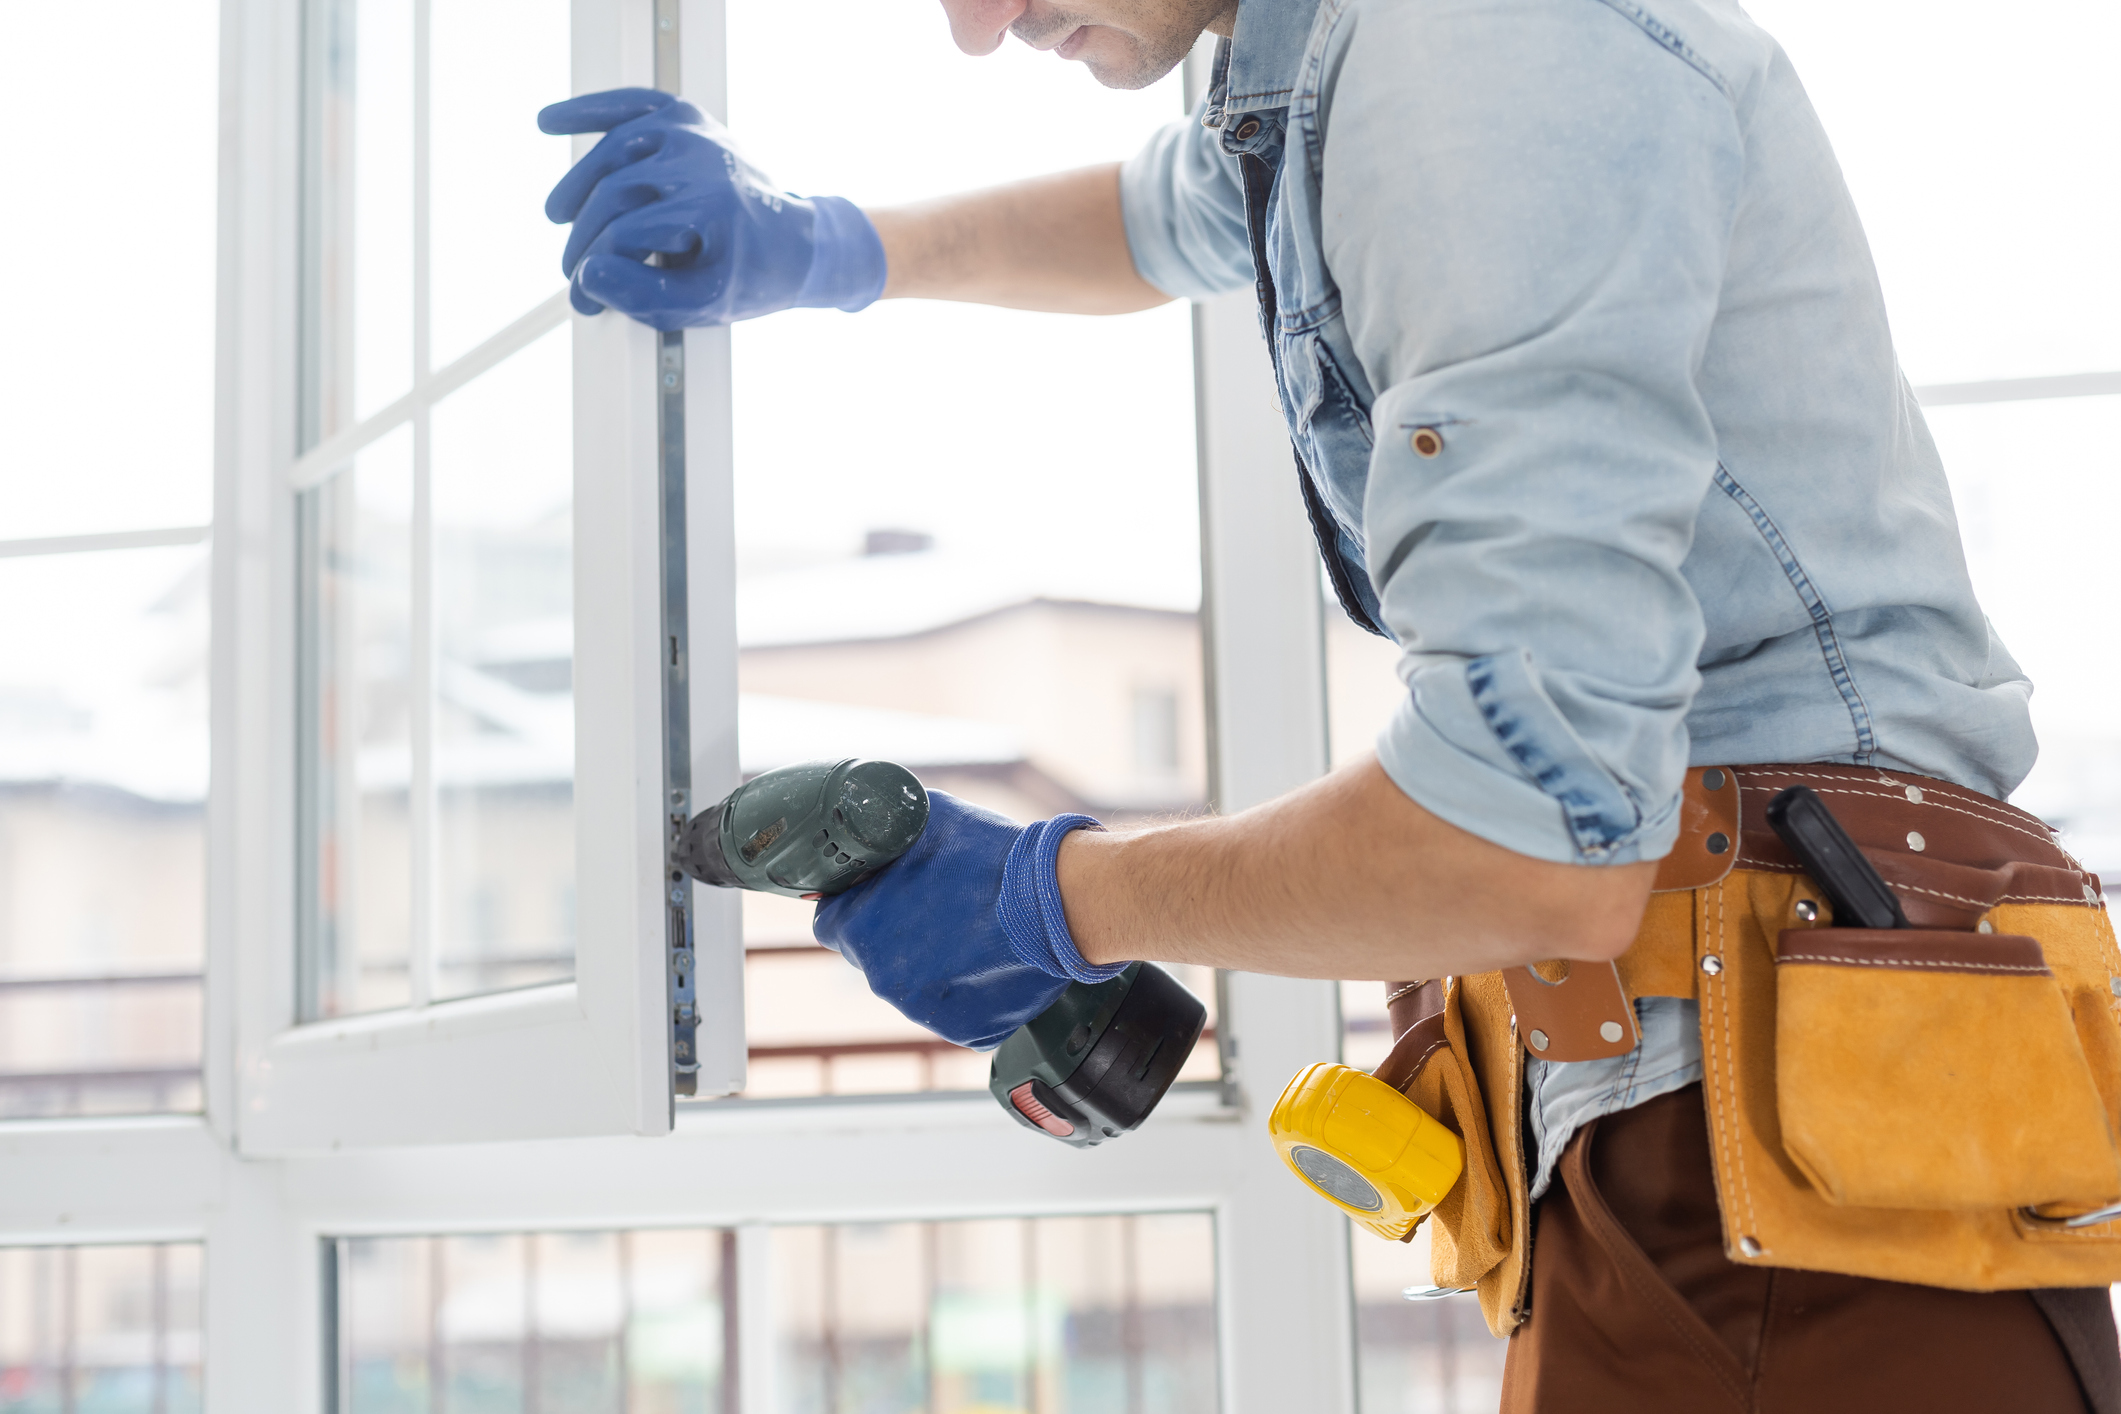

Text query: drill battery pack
(988, 962), (1207, 1148)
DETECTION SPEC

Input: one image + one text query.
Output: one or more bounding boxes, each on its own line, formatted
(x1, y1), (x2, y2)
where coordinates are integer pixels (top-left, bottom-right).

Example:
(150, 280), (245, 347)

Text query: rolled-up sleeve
(1119, 105), (1254, 300)
(1324, 0), (1746, 865)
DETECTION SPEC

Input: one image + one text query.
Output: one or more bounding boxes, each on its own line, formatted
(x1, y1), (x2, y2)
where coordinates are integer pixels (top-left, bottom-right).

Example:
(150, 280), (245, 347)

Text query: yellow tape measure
(1268, 1062), (1465, 1241)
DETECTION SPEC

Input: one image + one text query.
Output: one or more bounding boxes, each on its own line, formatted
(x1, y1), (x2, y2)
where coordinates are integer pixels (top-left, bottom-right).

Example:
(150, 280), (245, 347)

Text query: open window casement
(232, 0), (744, 1154)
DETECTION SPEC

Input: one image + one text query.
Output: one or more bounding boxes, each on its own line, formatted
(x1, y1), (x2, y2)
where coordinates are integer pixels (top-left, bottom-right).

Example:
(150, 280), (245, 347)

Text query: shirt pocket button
(1410, 427), (1445, 458)
(1234, 118), (1262, 140)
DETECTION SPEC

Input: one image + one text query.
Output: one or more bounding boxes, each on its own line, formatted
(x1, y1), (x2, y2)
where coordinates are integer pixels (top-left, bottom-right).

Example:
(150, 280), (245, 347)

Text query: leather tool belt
(1371, 764), (2121, 1337)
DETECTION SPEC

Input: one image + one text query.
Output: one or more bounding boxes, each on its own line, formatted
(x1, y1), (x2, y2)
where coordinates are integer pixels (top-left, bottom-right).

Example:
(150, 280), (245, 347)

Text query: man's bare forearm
(866, 163), (1171, 315)
(1057, 757), (1658, 981)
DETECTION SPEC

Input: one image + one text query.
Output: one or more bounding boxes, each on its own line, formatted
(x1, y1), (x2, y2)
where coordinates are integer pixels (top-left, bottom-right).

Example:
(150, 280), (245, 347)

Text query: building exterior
(0, 532), (1224, 1109)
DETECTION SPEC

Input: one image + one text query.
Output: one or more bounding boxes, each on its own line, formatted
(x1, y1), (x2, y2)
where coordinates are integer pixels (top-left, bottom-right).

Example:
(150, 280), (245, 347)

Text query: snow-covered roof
(352, 689), (1024, 792)
(737, 547), (1198, 649)
(0, 686), (207, 804)
(430, 551), (1200, 659)
(0, 666), (1029, 802)
(737, 694), (1021, 776)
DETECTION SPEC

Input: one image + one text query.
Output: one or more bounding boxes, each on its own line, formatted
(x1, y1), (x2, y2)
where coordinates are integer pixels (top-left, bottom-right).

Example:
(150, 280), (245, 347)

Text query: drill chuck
(675, 758), (930, 899)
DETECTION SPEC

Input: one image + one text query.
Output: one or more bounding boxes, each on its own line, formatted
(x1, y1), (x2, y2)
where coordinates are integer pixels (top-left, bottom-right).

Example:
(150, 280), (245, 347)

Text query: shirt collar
(1211, 0), (1321, 119)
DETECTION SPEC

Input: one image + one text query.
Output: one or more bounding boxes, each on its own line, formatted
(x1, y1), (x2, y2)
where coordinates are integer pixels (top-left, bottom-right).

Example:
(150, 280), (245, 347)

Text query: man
(540, 0), (2121, 1406)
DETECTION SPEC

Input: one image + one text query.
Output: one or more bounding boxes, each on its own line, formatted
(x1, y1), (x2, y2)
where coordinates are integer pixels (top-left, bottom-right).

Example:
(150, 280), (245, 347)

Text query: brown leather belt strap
(1379, 979), (1445, 1087)
(1727, 764), (2099, 924)
(1493, 765), (1745, 1058)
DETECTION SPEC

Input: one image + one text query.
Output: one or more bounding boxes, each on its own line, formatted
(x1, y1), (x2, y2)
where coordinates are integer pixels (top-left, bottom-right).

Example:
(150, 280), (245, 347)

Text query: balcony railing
(0, 971), (205, 1118)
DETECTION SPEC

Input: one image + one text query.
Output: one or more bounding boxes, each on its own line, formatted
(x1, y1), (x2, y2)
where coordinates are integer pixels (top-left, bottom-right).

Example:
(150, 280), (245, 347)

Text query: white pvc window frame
(13, 0), (2117, 1409)
(0, 2), (1361, 1407)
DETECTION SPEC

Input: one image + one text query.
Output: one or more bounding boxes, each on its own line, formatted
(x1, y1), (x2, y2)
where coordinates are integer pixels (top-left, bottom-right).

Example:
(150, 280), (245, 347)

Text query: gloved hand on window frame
(538, 87), (887, 330)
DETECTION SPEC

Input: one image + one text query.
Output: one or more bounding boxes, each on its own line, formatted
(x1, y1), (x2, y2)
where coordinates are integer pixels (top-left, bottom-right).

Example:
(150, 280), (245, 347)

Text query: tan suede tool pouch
(1775, 926), (2121, 1211)
(1374, 980), (1512, 1291)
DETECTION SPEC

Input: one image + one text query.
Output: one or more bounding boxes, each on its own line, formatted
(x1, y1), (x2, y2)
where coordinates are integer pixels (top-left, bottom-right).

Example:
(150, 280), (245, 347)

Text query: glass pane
(1927, 395), (2121, 877)
(771, 1213), (1217, 1414)
(430, 0), (572, 368)
(309, 0), (417, 436)
(0, 545), (207, 1117)
(337, 1228), (731, 1412)
(303, 429), (416, 1019)
(0, 1243), (205, 1410)
(726, 0), (1217, 1098)
(432, 324), (575, 1001)
(302, 0), (577, 1017)
(1351, 1225), (1503, 1414)
(1742, 0), (2121, 386)
(0, 2), (217, 540)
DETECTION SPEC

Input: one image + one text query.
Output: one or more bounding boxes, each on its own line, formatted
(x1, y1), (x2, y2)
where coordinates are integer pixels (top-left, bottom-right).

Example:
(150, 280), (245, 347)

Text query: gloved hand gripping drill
(672, 760), (1207, 1146)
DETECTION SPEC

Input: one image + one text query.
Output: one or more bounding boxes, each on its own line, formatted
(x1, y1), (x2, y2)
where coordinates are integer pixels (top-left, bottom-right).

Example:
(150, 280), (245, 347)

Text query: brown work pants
(1500, 1085), (2120, 1413)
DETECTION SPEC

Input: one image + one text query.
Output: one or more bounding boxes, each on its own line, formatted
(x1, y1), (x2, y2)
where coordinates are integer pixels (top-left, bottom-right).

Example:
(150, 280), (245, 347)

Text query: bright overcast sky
(726, 0), (1200, 609)
(0, 0), (2115, 843)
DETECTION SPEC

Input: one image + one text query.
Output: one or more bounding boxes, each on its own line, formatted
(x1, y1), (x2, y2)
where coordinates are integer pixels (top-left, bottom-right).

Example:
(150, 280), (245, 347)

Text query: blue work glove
(537, 88), (886, 330)
(813, 792), (1130, 1051)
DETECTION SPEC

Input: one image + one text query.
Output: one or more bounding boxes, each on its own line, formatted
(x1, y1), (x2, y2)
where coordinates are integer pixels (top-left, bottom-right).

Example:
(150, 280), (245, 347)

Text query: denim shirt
(1119, 0), (2037, 1188)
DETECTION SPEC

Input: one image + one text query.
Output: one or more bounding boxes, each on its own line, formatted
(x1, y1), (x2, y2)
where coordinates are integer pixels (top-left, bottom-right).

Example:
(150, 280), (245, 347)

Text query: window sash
(226, 0), (682, 1154)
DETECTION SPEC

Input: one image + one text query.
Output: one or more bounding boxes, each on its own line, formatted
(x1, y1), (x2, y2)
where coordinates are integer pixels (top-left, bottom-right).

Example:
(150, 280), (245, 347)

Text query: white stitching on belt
(1740, 769), (2036, 832)
(1894, 880), (2000, 908)
(1396, 1039), (1450, 1088)
(1779, 955), (2048, 973)
(1385, 981), (1423, 1006)
(1738, 781), (2058, 852)
(1735, 772), (2039, 837)
(1710, 881), (1758, 1234)
(1730, 858), (2094, 911)
(1735, 776), (2104, 901)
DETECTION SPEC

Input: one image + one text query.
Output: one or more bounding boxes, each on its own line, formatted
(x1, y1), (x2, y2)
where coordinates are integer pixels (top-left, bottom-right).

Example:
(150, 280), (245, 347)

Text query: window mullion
(411, 0), (432, 389)
(410, 404), (436, 1010)
(0, 526), (214, 560)
(1191, 284), (1357, 1414)
(408, 0), (436, 1009)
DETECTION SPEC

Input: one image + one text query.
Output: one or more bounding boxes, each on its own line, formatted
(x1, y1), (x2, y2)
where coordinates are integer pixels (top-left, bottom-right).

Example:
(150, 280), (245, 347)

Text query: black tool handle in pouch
(1764, 785), (1908, 929)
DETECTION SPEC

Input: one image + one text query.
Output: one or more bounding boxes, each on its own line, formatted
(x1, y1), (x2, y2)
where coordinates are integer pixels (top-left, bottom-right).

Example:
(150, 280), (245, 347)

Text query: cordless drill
(673, 759), (1207, 1146)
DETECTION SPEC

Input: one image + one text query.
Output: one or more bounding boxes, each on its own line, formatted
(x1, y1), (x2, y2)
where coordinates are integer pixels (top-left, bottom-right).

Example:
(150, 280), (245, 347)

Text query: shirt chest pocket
(1277, 324), (1377, 535)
